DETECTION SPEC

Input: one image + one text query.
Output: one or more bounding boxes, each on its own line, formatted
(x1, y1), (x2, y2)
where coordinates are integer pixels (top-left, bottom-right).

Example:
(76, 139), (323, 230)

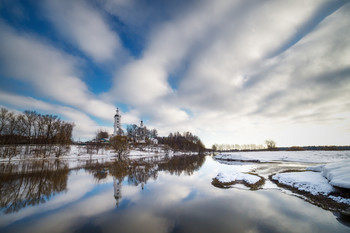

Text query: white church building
(111, 108), (158, 144)
(113, 108), (123, 136)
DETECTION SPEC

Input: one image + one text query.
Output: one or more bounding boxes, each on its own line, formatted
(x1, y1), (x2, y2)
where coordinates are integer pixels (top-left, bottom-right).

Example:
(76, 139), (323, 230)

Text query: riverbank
(0, 145), (201, 169)
(214, 150), (350, 214)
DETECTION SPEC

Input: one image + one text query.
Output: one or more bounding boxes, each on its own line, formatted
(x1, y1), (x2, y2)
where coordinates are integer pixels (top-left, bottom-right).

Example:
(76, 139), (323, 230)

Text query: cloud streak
(0, 0), (349, 146)
(0, 22), (116, 121)
(43, 0), (122, 62)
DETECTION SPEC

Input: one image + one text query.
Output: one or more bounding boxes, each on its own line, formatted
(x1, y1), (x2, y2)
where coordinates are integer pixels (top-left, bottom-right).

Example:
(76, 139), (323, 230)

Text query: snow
(271, 171), (334, 195)
(307, 161), (350, 189)
(214, 150), (350, 205)
(0, 145), (200, 170)
(215, 149), (350, 204)
(272, 171), (350, 205)
(215, 151), (350, 190)
(329, 196), (350, 205)
(215, 171), (261, 184)
(215, 150), (350, 191)
(215, 150), (350, 163)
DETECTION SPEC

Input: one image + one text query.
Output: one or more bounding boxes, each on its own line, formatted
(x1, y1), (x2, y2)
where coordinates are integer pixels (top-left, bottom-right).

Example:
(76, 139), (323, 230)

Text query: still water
(0, 155), (349, 233)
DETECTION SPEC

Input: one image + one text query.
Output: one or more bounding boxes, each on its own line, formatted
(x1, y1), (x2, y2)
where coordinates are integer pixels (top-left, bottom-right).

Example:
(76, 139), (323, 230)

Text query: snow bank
(329, 195), (350, 205)
(215, 171), (261, 184)
(308, 161), (350, 189)
(215, 150), (350, 163)
(272, 171), (334, 195)
(272, 171), (350, 205)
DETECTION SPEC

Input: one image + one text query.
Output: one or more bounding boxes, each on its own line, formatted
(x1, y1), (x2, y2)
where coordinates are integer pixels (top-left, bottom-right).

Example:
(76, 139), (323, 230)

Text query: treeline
(158, 132), (205, 153)
(284, 145), (350, 151)
(0, 108), (74, 158)
(212, 143), (266, 151)
(126, 124), (158, 142)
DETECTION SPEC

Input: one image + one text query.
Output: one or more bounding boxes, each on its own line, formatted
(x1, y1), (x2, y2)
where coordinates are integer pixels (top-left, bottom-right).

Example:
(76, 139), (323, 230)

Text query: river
(0, 155), (349, 232)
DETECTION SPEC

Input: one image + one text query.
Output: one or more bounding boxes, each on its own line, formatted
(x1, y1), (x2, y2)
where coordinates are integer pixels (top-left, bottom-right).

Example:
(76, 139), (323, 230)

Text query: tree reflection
(158, 154), (206, 176)
(0, 160), (69, 214)
(0, 154), (207, 212)
(101, 155), (206, 206)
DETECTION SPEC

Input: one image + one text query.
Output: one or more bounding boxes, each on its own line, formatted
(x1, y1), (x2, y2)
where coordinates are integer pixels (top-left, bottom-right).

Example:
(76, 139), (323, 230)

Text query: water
(0, 156), (349, 233)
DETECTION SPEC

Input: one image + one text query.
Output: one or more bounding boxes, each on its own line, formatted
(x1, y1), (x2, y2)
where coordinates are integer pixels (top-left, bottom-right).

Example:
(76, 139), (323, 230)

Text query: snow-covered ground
(272, 171), (350, 205)
(307, 161), (350, 189)
(214, 150), (350, 206)
(272, 171), (335, 195)
(0, 145), (199, 170)
(215, 150), (350, 163)
(215, 171), (261, 185)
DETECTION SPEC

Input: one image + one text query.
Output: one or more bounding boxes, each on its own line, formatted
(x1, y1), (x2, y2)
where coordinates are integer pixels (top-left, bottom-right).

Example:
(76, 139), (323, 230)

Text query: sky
(0, 0), (350, 147)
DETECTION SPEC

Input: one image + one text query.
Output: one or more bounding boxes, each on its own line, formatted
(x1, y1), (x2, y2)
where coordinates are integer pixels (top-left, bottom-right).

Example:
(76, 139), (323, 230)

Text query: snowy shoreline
(0, 145), (200, 170)
(214, 151), (350, 208)
(215, 150), (350, 163)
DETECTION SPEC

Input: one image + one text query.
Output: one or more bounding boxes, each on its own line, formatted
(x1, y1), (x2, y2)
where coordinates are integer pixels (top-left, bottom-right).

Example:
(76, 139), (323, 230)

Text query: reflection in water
(113, 177), (122, 207)
(0, 155), (349, 233)
(0, 154), (206, 213)
(334, 212), (350, 228)
(158, 154), (206, 176)
(84, 154), (206, 206)
(0, 160), (69, 214)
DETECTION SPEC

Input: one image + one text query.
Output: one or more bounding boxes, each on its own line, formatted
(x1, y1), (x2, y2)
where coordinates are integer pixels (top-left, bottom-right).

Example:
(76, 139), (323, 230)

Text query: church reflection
(85, 154), (206, 207)
(0, 154), (206, 213)
(113, 176), (122, 207)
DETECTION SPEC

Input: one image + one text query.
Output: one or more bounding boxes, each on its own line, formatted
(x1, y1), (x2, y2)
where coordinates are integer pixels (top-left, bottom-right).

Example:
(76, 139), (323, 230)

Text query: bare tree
(96, 129), (109, 140)
(110, 136), (130, 160)
(265, 139), (276, 150)
(0, 108), (74, 159)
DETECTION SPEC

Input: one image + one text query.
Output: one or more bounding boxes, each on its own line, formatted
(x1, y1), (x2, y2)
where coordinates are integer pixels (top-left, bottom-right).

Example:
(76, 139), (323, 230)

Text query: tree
(96, 129), (109, 140)
(0, 108), (74, 158)
(150, 129), (158, 138)
(160, 131), (205, 153)
(0, 108), (9, 136)
(110, 136), (130, 160)
(265, 139), (276, 150)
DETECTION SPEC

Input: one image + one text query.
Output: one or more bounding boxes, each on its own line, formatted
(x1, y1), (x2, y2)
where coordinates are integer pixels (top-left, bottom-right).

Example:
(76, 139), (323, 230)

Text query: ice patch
(216, 171), (261, 184)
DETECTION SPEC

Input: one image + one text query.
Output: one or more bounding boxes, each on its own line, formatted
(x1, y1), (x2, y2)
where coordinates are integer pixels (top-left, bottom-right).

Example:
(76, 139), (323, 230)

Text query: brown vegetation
(110, 136), (130, 160)
(0, 108), (74, 159)
(158, 131), (205, 153)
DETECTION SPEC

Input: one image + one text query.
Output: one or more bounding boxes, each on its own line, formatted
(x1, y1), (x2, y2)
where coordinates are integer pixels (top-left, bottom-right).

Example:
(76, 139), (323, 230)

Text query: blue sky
(0, 0), (350, 147)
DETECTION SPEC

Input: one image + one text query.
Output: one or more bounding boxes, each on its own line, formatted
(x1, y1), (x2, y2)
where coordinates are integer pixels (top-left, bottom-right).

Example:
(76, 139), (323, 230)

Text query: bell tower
(113, 108), (122, 136)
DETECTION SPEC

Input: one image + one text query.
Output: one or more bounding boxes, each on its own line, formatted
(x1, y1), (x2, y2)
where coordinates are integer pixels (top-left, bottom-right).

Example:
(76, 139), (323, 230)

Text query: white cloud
(107, 0), (242, 128)
(178, 1), (350, 146)
(0, 91), (109, 140)
(43, 0), (122, 62)
(0, 22), (116, 121)
(1, 0), (349, 146)
(117, 0), (350, 147)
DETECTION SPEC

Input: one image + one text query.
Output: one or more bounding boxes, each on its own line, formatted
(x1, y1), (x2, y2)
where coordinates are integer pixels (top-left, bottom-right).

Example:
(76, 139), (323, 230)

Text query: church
(113, 108), (123, 136)
(112, 108), (158, 144)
